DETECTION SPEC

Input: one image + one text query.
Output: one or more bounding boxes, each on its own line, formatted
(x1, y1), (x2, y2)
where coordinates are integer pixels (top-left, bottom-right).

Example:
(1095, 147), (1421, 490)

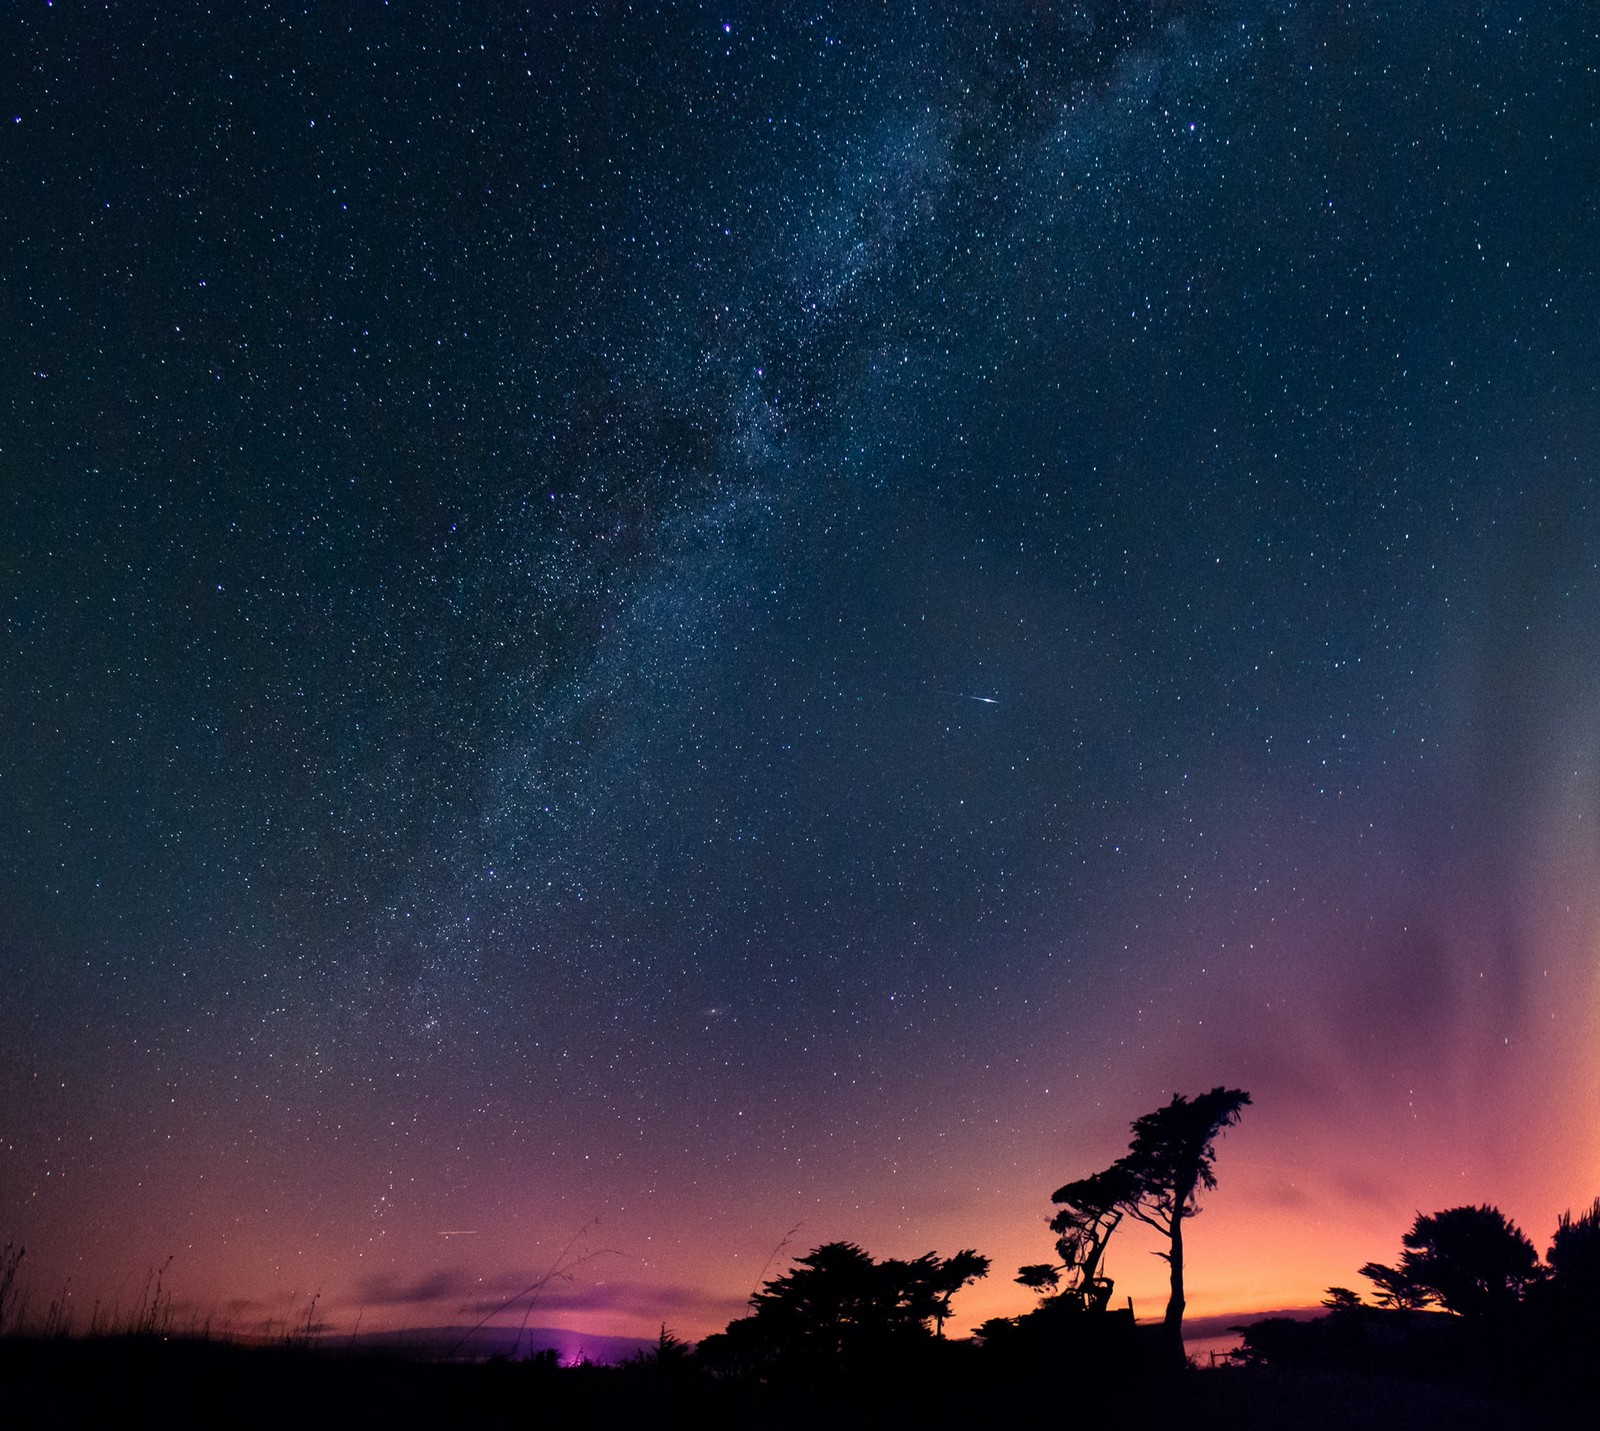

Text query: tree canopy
(1357, 1259), (1430, 1311)
(1396, 1206), (1540, 1318)
(1036, 1160), (1140, 1311)
(697, 1240), (990, 1378)
(1016, 1087), (1250, 1366)
(1546, 1196), (1600, 1304)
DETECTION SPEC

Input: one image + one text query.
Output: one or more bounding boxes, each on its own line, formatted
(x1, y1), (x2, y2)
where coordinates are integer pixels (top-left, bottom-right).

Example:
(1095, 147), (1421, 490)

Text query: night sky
(5, 2), (1600, 1347)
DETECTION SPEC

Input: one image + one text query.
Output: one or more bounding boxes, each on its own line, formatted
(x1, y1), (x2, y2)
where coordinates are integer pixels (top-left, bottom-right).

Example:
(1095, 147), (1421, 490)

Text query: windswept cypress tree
(1025, 1087), (1250, 1370)
(1120, 1087), (1251, 1368)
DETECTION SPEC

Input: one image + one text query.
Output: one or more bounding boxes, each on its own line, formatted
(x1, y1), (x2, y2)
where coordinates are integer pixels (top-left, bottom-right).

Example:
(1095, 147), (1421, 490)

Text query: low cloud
(464, 1277), (745, 1325)
(351, 1267), (746, 1329)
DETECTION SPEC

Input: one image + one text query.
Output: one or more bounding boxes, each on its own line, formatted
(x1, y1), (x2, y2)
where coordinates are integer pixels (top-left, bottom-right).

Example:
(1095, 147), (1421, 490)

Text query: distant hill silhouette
(338, 1323), (655, 1364)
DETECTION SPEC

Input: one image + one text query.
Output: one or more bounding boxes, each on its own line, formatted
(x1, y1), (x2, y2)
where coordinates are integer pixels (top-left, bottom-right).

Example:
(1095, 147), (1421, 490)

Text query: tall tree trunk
(1080, 1209), (1121, 1286)
(1162, 1214), (1187, 1371)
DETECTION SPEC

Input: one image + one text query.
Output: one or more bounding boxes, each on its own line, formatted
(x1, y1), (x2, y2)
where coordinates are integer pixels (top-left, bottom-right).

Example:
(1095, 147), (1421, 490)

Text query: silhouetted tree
(1359, 1259), (1431, 1310)
(1048, 1160), (1140, 1311)
(1015, 1263), (1063, 1296)
(1395, 1206), (1539, 1318)
(639, 1324), (692, 1366)
(918, 1248), (991, 1336)
(1546, 1197), (1600, 1307)
(698, 1240), (989, 1378)
(1531, 1196), (1600, 1393)
(1015, 1161), (1136, 1311)
(1322, 1286), (1364, 1312)
(748, 1241), (885, 1361)
(1022, 1088), (1248, 1369)
(1120, 1087), (1251, 1368)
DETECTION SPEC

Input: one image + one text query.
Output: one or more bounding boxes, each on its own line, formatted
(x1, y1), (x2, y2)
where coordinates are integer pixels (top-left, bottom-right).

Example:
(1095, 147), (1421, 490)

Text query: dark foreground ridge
(2, 1320), (1592, 1431)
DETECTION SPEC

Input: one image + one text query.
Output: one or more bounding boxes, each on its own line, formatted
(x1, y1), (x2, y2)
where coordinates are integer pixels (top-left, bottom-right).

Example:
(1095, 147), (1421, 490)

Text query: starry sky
(4, 1), (1600, 1347)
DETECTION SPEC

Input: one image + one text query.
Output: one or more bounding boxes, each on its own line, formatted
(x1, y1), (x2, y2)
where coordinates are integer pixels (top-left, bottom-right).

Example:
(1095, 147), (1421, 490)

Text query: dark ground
(1, 1335), (1591, 1429)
